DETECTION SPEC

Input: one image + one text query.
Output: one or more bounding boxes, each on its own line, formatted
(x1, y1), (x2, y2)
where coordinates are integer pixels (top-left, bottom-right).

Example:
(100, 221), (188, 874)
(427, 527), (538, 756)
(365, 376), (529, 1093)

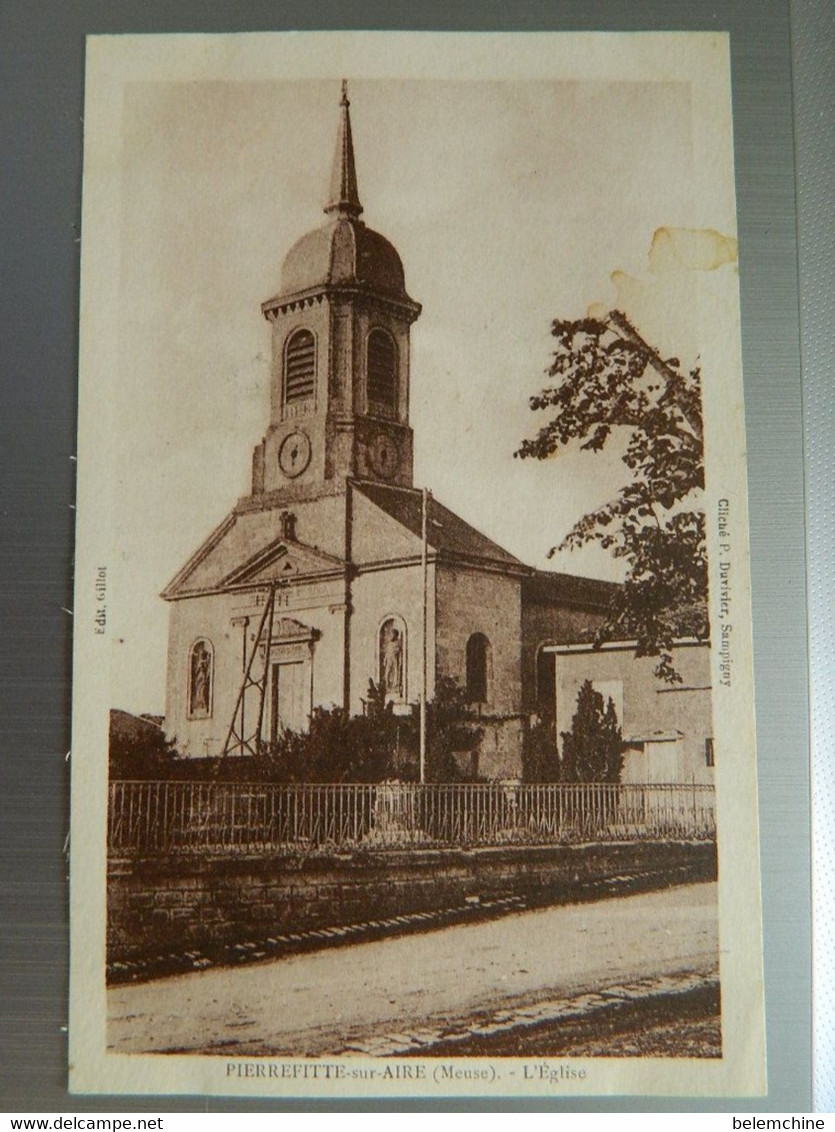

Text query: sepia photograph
(69, 32), (765, 1098)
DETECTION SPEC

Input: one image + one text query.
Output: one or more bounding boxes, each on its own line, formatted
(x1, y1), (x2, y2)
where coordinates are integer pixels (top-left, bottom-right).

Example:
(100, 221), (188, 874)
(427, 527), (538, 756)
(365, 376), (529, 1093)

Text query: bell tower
(251, 82), (422, 499)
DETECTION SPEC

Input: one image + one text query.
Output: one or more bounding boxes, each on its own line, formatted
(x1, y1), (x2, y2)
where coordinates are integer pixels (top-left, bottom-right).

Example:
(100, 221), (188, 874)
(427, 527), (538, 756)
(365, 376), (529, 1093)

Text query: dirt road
(108, 881), (718, 1056)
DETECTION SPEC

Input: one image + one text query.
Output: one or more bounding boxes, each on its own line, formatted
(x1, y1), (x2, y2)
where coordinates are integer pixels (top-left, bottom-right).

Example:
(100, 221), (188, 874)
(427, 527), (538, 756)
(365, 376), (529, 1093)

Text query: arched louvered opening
(284, 329), (316, 406)
(366, 328), (397, 412)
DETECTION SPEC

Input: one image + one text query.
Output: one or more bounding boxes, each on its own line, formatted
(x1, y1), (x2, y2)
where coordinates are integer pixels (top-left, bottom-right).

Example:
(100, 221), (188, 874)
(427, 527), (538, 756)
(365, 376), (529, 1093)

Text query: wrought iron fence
(108, 780), (716, 856)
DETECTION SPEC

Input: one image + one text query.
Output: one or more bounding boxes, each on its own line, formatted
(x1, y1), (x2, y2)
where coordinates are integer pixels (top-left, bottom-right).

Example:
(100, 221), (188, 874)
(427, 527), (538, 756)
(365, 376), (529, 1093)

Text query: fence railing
(108, 780), (716, 856)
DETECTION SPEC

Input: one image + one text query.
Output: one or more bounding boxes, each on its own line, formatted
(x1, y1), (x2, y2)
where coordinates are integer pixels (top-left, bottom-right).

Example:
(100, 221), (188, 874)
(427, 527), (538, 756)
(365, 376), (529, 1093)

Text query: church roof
(264, 82), (419, 314)
(522, 568), (617, 611)
(162, 481), (530, 599)
(162, 485), (621, 601)
(353, 481), (528, 572)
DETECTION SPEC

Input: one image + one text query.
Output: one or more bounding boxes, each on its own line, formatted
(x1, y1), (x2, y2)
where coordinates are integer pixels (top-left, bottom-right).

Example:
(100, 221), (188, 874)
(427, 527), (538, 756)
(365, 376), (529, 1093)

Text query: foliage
(109, 678), (486, 784)
(517, 311), (708, 681)
(260, 681), (397, 783)
(559, 680), (623, 783)
(109, 709), (181, 779)
(521, 713), (561, 783)
(265, 676), (485, 784)
(414, 675), (485, 783)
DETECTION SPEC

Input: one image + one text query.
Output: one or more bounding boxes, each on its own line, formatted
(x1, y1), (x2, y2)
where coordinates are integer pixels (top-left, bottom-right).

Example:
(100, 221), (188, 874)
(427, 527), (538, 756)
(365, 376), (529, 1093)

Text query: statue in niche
(380, 620), (404, 699)
(190, 642), (212, 715)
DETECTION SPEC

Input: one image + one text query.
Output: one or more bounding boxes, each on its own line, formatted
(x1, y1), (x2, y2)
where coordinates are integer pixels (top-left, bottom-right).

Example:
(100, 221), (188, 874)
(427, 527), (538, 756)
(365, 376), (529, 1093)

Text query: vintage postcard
(69, 32), (765, 1098)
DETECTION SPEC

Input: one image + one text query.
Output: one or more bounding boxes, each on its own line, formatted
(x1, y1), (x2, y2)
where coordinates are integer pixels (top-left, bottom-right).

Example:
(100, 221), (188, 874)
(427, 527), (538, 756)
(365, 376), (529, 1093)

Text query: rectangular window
(705, 737), (715, 767)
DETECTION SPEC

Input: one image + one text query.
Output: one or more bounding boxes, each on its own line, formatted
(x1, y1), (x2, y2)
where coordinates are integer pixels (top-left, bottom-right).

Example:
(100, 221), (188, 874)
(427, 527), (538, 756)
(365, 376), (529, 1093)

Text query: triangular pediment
(221, 537), (345, 588)
(162, 508), (346, 600)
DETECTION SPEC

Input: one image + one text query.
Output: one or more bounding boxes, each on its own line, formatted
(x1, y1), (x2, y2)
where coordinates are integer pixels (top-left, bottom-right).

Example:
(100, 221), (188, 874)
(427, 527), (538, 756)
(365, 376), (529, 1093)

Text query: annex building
(162, 84), (713, 784)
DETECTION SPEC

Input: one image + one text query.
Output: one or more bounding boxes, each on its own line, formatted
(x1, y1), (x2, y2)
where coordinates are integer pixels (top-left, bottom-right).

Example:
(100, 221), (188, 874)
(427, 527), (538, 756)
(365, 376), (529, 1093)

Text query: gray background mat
(0, 0), (824, 1112)
(793, 0), (835, 1114)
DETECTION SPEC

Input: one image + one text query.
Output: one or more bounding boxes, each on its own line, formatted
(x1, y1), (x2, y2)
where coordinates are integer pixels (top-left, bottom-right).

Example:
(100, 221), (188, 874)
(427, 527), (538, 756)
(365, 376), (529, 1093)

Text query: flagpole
(420, 486), (428, 784)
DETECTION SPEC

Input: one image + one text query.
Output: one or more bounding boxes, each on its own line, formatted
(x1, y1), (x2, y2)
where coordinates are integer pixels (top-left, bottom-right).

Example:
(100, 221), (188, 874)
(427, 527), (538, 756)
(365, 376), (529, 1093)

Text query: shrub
(108, 677), (487, 784)
(109, 709), (180, 779)
(261, 684), (397, 783)
(521, 713), (561, 782)
(262, 676), (485, 784)
(560, 680), (623, 783)
(393, 676), (485, 783)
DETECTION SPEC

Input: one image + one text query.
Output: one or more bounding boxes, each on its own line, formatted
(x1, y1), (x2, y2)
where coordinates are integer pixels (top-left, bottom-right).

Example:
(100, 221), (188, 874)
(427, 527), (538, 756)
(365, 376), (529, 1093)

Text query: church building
(161, 84), (704, 782)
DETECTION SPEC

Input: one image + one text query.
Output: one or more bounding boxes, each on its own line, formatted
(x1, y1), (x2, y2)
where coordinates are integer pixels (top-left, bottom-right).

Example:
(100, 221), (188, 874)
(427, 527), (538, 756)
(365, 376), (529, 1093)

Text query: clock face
(369, 434), (399, 479)
(278, 431), (312, 478)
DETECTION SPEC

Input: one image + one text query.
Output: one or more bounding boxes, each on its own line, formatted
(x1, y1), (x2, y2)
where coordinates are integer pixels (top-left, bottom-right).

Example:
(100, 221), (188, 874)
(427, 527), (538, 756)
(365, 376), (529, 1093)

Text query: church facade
(161, 85), (710, 783)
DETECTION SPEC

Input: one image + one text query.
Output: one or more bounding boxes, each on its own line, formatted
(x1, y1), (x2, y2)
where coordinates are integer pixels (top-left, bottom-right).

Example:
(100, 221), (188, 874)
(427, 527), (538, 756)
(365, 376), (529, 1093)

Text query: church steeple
(254, 82), (421, 499)
(324, 80), (363, 219)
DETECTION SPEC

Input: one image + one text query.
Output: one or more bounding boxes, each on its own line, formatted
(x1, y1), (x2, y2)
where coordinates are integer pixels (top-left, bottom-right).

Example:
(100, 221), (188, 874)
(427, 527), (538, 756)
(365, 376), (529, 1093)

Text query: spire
(324, 80), (363, 219)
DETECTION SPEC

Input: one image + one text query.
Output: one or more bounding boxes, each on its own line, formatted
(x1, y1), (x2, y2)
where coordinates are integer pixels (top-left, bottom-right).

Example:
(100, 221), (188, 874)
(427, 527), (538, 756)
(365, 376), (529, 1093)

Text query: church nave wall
(164, 583), (348, 757)
(434, 565), (523, 718)
(165, 591), (252, 757)
(349, 561), (436, 716)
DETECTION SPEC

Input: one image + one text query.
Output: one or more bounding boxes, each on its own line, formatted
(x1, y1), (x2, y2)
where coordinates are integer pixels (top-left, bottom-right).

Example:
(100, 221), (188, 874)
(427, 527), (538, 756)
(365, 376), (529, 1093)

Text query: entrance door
(270, 661), (307, 742)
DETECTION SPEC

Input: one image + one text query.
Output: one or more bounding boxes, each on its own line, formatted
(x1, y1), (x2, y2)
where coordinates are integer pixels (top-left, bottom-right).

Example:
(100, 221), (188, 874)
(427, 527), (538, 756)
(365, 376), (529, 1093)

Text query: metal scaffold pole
(222, 583), (276, 758)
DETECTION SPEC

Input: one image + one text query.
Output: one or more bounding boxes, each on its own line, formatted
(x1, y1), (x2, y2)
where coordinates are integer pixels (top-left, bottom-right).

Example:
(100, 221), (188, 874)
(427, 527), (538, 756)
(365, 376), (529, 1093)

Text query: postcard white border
(69, 29), (765, 1099)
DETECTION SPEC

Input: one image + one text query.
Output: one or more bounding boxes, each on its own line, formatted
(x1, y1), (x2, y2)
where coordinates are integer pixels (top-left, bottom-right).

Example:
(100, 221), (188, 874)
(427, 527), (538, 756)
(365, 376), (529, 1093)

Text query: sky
(86, 43), (739, 714)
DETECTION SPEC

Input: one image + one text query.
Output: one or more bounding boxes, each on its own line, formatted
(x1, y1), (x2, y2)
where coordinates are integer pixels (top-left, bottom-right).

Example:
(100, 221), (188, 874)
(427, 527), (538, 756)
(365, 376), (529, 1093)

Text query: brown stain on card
(589, 229), (738, 317)
(647, 227), (737, 274)
(585, 228), (738, 360)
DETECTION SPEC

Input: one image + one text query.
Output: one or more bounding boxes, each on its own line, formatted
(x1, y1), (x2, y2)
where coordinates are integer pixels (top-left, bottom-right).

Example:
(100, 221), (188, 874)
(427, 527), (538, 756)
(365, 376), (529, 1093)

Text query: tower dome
(279, 217), (409, 300)
(267, 82), (416, 310)
(254, 81), (421, 499)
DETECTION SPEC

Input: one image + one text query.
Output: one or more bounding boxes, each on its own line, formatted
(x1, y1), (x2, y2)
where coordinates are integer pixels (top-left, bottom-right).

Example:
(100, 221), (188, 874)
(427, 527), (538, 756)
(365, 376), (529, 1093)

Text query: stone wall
(108, 840), (716, 967)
